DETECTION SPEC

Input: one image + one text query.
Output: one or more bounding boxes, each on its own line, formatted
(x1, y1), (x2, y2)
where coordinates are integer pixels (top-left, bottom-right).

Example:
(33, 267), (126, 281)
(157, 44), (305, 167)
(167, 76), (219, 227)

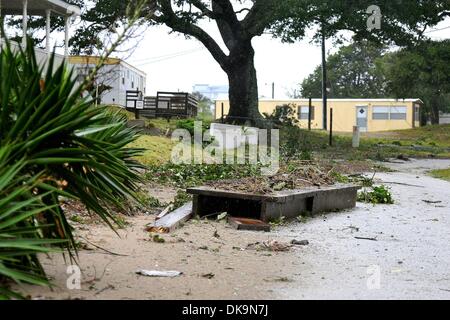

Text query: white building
(192, 84), (229, 101)
(440, 113), (450, 124)
(69, 56), (147, 107)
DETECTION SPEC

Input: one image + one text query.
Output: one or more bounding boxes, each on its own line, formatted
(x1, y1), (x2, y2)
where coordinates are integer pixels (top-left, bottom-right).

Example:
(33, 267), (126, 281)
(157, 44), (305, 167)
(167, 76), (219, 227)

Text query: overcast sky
(125, 24), (323, 98)
(121, 17), (450, 99)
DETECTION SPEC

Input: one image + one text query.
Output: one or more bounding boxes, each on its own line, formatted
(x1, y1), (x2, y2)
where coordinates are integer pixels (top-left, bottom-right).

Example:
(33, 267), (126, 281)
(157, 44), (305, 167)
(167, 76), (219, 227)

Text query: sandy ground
(274, 159), (450, 299)
(12, 159), (450, 300)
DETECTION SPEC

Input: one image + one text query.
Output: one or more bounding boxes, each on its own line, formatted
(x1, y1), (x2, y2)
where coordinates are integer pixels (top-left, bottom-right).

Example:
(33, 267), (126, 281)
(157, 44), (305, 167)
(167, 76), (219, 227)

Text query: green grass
(127, 135), (174, 165)
(389, 125), (450, 148)
(103, 105), (136, 120)
(102, 106), (197, 135)
(127, 124), (450, 173)
(146, 118), (179, 132)
(298, 125), (450, 161)
(430, 168), (450, 181)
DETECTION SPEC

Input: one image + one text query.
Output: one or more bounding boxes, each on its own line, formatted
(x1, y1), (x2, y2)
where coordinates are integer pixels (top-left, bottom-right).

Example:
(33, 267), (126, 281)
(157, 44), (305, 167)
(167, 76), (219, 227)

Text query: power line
(130, 47), (203, 62)
(137, 48), (205, 66)
(130, 47), (205, 66)
(424, 25), (450, 34)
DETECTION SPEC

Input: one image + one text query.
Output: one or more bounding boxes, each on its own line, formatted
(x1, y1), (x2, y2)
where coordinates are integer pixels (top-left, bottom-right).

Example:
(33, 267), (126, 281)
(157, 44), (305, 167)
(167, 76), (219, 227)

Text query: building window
(389, 106), (407, 120)
(298, 106), (314, 120)
(372, 106), (390, 120)
(122, 77), (125, 85)
(373, 106), (407, 120)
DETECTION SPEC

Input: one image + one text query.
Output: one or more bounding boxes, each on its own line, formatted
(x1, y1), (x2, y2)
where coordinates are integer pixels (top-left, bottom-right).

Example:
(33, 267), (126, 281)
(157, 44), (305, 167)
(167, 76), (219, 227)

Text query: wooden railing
(126, 91), (198, 119)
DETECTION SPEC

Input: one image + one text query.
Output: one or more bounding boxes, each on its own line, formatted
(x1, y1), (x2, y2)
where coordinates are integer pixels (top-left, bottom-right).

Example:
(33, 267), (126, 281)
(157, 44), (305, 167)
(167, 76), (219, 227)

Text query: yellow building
(215, 98), (423, 132)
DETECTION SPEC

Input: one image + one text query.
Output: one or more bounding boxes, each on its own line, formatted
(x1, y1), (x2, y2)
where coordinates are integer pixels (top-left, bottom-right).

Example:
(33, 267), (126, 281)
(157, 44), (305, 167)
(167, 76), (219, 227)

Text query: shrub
(263, 104), (299, 128)
(172, 190), (193, 209)
(357, 185), (394, 204)
(0, 39), (143, 298)
(176, 119), (211, 136)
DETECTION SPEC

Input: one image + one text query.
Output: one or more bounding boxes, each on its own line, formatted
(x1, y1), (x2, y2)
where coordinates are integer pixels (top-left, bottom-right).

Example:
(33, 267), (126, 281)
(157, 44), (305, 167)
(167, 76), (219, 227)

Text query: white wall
(72, 61), (146, 107)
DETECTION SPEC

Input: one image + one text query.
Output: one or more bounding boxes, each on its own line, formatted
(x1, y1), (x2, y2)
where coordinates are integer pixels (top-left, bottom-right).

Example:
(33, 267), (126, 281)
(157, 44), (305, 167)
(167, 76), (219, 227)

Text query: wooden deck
(126, 91), (198, 119)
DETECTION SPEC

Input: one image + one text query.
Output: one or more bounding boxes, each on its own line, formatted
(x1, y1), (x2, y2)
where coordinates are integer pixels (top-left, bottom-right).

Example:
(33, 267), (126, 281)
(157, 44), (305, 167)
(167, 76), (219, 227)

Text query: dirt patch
(63, 184), (179, 226)
(13, 216), (301, 300)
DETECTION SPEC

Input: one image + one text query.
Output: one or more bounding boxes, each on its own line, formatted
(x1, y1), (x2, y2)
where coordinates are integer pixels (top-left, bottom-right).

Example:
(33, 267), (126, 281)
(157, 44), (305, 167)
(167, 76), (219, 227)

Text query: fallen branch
(383, 182), (425, 188)
(355, 236), (378, 241)
(79, 236), (129, 257)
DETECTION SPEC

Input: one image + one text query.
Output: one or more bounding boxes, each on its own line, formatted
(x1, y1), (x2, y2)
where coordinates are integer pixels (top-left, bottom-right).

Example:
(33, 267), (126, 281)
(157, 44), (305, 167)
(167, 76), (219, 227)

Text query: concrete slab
(187, 184), (360, 222)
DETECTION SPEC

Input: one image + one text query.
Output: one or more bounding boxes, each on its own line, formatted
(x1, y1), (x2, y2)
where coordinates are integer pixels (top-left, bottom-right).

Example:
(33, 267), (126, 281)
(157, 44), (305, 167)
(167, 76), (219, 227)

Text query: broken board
(156, 204), (174, 221)
(228, 217), (271, 232)
(146, 202), (193, 233)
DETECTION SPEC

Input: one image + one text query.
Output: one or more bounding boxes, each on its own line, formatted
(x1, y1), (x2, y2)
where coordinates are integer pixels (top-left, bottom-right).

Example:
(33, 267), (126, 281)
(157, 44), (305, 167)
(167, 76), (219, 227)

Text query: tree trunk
(430, 94), (441, 125)
(224, 43), (263, 126)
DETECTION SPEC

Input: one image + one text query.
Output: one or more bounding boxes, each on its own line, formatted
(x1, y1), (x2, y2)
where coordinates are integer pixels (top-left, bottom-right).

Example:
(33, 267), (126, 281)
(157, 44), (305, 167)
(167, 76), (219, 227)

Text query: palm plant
(0, 38), (144, 299)
(0, 152), (68, 299)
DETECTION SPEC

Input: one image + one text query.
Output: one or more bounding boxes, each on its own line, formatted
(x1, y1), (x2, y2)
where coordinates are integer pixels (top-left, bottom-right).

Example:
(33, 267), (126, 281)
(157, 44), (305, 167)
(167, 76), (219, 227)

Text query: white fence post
(352, 126), (360, 148)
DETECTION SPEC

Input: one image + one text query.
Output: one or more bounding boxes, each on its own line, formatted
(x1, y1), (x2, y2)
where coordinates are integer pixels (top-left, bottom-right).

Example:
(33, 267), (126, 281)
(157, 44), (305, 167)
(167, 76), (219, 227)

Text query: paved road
(273, 159), (450, 299)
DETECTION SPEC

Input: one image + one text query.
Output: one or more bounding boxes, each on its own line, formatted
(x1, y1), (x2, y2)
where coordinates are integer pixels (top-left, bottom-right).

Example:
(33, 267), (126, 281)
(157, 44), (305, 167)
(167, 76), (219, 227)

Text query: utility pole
(321, 30), (328, 131)
(272, 82), (275, 99)
(308, 97), (312, 131)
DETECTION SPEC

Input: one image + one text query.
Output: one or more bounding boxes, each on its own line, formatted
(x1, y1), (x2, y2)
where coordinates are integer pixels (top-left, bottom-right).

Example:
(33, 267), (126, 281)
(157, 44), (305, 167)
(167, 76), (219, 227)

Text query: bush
(172, 190), (193, 209)
(0, 39), (143, 298)
(263, 104), (299, 128)
(358, 185), (394, 204)
(176, 119), (211, 136)
(279, 126), (315, 159)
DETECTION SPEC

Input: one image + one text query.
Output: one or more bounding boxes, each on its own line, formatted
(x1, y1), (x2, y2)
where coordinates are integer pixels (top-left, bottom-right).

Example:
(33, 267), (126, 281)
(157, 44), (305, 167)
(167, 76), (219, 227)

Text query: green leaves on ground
(358, 185), (394, 204)
(145, 163), (261, 188)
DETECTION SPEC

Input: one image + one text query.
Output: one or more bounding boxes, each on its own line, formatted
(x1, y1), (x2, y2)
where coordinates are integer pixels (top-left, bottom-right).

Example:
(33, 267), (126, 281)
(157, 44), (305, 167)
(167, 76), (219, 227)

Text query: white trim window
(372, 106), (390, 120)
(390, 106), (407, 120)
(373, 106), (407, 120)
(298, 106), (315, 120)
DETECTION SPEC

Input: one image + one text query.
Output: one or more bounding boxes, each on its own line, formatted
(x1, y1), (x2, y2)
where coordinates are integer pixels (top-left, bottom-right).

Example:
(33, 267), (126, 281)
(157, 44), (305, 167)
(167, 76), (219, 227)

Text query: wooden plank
(146, 202), (193, 233)
(156, 204), (174, 221)
(228, 217), (270, 232)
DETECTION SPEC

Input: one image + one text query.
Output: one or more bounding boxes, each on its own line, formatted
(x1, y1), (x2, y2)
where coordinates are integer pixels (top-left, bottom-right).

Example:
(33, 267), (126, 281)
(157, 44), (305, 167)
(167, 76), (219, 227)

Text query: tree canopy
(298, 40), (388, 99)
(380, 40), (450, 124)
(297, 39), (450, 124)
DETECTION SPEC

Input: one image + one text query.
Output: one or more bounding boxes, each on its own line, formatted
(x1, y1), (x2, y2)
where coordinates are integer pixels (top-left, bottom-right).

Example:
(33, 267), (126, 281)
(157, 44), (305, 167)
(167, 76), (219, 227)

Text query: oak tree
(7, 0), (450, 125)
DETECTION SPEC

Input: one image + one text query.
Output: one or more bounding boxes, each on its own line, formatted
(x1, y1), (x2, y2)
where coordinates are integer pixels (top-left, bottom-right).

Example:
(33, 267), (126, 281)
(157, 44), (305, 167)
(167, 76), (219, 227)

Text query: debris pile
(206, 162), (336, 195)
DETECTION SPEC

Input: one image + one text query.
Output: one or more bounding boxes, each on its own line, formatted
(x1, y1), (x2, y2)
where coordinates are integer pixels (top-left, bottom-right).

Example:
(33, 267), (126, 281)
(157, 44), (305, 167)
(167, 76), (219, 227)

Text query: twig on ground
(383, 182), (425, 188)
(79, 236), (129, 257)
(355, 236), (378, 241)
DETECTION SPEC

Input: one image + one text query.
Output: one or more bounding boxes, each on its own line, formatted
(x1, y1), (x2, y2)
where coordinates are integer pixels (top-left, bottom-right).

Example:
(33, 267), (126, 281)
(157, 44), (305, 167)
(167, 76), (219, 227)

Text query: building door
(356, 106), (368, 132)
